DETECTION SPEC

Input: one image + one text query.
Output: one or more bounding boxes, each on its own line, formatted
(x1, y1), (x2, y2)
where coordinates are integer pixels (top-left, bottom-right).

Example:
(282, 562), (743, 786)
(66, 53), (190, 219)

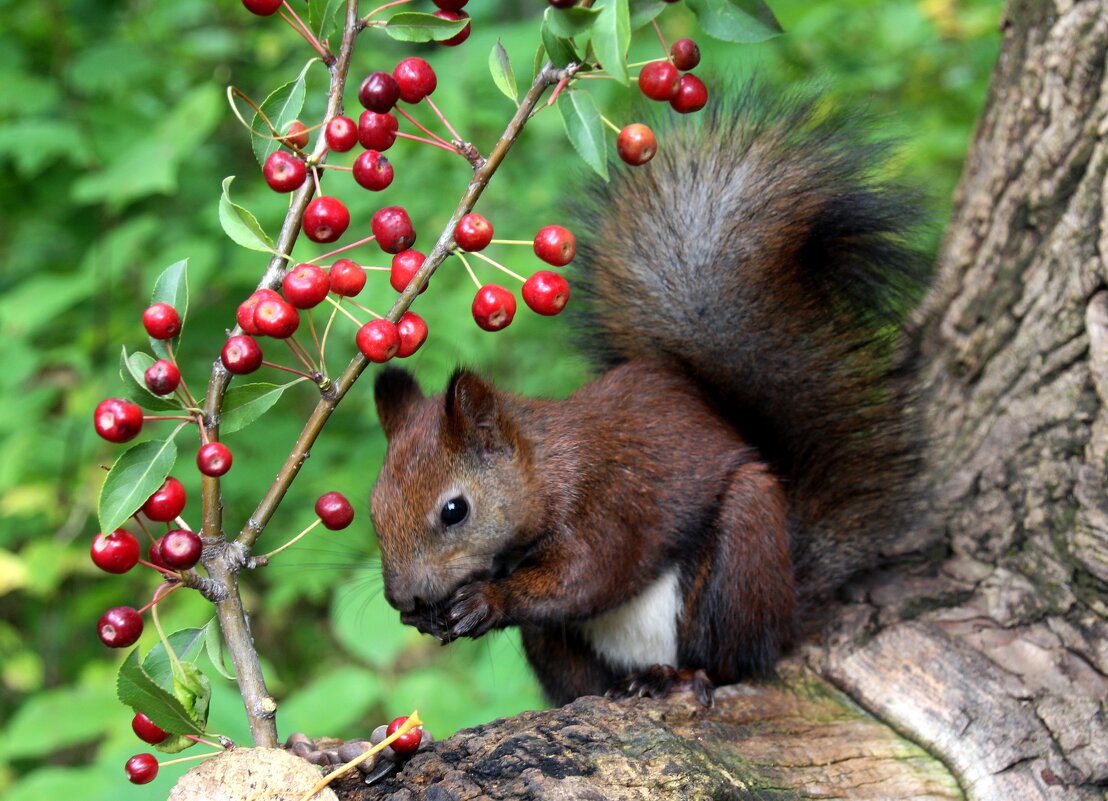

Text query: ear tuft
(375, 367), (424, 439)
(444, 369), (515, 455)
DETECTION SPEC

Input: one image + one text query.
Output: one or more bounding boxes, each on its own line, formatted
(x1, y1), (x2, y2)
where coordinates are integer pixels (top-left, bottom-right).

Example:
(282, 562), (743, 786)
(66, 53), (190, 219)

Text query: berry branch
(198, 0), (362, 749)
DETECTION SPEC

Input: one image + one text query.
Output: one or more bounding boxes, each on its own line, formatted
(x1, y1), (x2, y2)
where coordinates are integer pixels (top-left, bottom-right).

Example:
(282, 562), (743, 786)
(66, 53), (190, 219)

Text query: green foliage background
(0, 0), (1000, 797)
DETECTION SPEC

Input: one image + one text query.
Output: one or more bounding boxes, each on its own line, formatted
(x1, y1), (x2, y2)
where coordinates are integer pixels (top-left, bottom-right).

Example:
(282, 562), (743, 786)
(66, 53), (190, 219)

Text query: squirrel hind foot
(605, 665), (715, 708)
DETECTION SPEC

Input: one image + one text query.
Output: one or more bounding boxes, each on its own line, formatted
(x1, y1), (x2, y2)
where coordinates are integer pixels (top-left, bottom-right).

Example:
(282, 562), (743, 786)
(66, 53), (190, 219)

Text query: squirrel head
(371, 367), (539, 614)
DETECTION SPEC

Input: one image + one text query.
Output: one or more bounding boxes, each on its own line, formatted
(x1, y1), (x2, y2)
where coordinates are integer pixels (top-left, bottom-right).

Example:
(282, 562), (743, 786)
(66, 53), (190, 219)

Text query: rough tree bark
(182, 3), (1108, 799)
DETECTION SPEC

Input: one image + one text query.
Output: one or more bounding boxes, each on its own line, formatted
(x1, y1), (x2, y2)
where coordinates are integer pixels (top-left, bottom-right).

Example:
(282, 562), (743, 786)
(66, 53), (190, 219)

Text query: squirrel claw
(606, 665), (715, 708)
(444, 582), (499, 639)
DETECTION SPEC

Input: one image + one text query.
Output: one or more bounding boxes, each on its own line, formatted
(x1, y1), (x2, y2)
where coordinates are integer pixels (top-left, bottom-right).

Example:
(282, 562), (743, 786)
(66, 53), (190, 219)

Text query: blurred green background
(0, 0), (1001, 798)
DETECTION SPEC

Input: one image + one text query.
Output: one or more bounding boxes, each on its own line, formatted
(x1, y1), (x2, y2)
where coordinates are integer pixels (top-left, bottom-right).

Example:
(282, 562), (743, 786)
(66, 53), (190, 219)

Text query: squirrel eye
(440, 496), (469, 527)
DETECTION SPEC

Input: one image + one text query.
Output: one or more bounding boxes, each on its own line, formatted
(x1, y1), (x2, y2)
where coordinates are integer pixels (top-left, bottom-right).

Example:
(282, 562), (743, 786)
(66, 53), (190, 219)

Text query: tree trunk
(185, 3), (1108, 799)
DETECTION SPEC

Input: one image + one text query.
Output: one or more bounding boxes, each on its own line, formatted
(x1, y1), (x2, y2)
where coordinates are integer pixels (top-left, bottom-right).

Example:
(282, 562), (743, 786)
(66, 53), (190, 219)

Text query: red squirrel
(370, 88), (930, 706)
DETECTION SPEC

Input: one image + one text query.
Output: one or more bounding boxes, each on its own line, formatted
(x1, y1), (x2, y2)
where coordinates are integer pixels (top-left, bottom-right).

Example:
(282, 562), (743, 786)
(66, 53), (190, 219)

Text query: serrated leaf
(149, 259), (189, 360)
(308, 0), (343, 42)
(541, 11), (581, 68)
(250, 60), (314, 167)
(558, 90), (609, 181)
(593, 0), (631, 85)
(117, 649), (204, 736)
(219, 176), (278, 255)
(97, 436), (179, 535)
(143, 628), (208, 688)
(629, 0), (668, 30)
(119, 346), (181, 411)
(489, 40), (518, 105)
(544, 5), (600, 38)
(685, 0), (783, 43)
(221, 380), (300, 435)
(203, 617), (235, 680)
(384, 12), (468, 43)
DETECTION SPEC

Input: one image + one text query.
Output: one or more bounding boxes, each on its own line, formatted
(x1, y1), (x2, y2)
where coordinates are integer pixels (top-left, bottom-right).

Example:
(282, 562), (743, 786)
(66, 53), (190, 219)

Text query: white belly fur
(579, 568), (681, 672)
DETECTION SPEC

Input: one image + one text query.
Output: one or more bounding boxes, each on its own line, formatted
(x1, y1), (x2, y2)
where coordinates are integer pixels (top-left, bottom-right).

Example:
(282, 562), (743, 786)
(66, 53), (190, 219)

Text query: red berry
(455, 213), (493, 252)
(329, 259), (367, 297)
(90, 529), (141, 574)
(236, 289), (281, 335)
(94, 398), (144, 443)
(143, 359), (181, 396)
(358, 71), (400, 113)
(353, 150), (395, 191)
(197, 442), (233, 477)
(131, 713), (170, 745)
(396, 311), (428, 358)
(142, 303), (181, 340)
(356, 320), (400, 363)
(393, 57), (437, 104)
(358, 111), (399, 152)
(522, 271), (571, 316)
(263, 150), (307, 192)
(142, 476), (187, 522)
(280, 120), (310, 150)
(148, 540), (168, 570)
(242, 0), (282, 15)
(386, 716), (423, 756)
(282, 263), (330, 309)
(533, 225), (576, 266)
(617, 123), (657, 166)
(390, 250), (427, 294)
(160, 529), (203, 570)
(125, 753), (159, 785)
(303, 196), (350, 243)
(670, 74), (708, 114)
(315, 491), (355, 530)
(670, 38), (701, 71)
(638, 60), (680, 101)
(432, 10), (470, 46)
(221, 334), (264, 374)
(98, 606), (143, 648)
(471, 284), (516, 332)
(325, 115), (358, 152)
(253, 298), (300, 339)
(432, 0), (468, 9)
(372, 206), (416, 254)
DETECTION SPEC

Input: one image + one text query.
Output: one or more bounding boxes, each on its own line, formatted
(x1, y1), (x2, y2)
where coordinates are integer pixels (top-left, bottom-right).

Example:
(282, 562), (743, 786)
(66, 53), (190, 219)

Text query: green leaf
(219, 176), (277, 256)
(541, 15), (581, 69)
(533, 43), (547, 83)
(143, 628), (208, 688)
(308, 0), (343, 42)
(250, 60), (314, 167)
(149, 259), (189, 360)
(684, 0), (783, 43)
(558, 90), (609, 181)
(221, 380), (300, 435)
(119, 347), (181, 411)
(488, 40), (518, 105)
(544, 5), (600, 38)
(384, 12), (468, 43)
(117, 649), (204, 736)
(629, 0), (668, 31)
(97, 436), (179, 535)
(1, 686), (119, 760)
(203, 617), (235, 680)
(592, 0), (631, 85)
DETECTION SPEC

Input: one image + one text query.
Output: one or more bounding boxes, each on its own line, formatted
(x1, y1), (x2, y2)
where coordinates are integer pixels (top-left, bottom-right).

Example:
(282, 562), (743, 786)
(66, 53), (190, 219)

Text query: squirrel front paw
(442, 582), (503, 641)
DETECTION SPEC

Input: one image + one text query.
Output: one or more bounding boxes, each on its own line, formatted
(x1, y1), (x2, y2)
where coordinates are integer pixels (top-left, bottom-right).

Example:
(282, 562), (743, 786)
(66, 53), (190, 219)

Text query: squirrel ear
(444, 369), (516, 456)
(375, 367), (424, 440)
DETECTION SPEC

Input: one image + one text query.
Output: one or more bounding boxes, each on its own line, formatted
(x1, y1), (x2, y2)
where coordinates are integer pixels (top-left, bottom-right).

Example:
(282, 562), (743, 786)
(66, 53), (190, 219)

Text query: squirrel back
(571, 85), (930, 603)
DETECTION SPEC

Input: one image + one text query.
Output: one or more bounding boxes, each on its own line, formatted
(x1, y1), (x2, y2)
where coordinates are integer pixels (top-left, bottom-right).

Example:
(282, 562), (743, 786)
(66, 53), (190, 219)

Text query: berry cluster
(618, 37), (706, 166)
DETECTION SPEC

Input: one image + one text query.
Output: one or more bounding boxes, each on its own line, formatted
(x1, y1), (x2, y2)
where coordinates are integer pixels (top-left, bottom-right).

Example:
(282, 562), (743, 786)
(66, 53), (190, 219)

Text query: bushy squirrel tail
(570, 83), (932, 603)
